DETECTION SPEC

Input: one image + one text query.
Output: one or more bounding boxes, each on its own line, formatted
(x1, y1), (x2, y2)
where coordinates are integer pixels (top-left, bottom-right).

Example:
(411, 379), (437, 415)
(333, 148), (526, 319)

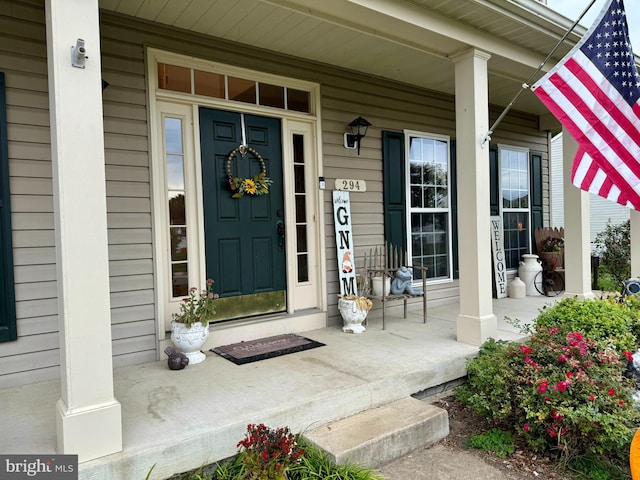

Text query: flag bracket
(479, 0), (597, 148)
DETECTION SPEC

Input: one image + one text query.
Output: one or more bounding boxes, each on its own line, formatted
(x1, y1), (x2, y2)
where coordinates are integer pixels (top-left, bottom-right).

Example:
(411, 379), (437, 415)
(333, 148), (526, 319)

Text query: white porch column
(45, 0), (122, 461)
(561, 128), (594, 299)
(631, 210), (640, 277)
(451, 49), (497, 345)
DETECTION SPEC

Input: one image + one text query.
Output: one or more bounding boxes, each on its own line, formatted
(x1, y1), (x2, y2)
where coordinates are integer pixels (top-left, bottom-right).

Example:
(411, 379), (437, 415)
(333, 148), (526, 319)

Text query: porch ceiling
(98, 0), (584, 117)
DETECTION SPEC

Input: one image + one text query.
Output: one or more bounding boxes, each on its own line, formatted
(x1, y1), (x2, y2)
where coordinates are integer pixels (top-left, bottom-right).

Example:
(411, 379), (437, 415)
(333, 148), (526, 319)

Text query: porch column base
(456, 313), (497, 346)
(56, 398), (122, 462)
(562, 291), (596, 300)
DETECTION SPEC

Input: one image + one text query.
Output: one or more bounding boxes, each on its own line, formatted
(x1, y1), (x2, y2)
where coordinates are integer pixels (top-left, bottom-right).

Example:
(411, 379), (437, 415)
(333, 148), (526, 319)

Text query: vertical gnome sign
(333, 191), (358, 296)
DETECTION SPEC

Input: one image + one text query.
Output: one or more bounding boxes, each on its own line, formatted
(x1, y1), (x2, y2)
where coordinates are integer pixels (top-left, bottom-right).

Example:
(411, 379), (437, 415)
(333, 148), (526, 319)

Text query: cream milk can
(518, 254), (542, 296)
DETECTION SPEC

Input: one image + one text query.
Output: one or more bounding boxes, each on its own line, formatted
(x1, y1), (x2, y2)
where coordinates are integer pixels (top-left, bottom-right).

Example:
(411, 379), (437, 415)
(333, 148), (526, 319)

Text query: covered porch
(1, 295), (559, 479)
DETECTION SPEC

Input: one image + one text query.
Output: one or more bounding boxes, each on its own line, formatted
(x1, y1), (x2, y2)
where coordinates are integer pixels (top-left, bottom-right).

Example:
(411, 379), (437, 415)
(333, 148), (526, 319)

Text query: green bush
(594, 220), (631, 289)
(534, 297), (640, 352)
(458, 313), (640, 460)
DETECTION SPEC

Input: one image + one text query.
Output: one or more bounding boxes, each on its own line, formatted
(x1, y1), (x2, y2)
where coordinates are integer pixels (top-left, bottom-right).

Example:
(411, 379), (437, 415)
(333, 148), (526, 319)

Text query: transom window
(157, 63), (311, 114)
(406, 132), (452, 281)
(500, 146), (530, 269)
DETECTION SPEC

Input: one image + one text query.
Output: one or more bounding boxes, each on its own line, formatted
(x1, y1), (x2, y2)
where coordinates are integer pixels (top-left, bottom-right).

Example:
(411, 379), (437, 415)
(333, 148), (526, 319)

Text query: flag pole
(480, 0), (598, 147)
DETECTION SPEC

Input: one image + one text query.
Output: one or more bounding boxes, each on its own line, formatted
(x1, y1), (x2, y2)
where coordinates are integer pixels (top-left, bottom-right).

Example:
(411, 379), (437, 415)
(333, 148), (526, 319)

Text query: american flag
(532, 0), (640, 209)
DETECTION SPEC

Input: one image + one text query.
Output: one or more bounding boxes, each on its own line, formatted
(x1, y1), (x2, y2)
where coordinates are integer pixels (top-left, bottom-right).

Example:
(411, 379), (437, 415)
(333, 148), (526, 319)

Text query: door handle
(276, 220), (285, 251)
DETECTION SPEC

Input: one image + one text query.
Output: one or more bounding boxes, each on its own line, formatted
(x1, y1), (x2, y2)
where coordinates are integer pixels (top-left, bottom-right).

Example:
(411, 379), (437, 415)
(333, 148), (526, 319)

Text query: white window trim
(147, 48), (326, 335)
(498, 144), (532, 271)
(404, 130), (453, 285)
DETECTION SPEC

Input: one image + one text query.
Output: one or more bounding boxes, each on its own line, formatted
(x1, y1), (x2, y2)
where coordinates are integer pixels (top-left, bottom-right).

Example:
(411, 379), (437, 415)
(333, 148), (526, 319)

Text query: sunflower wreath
(226, 145), (272, 198)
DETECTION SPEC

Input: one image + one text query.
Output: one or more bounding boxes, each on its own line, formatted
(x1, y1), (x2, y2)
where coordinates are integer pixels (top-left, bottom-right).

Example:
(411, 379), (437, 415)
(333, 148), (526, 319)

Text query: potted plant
(236, 423), (305, 480)
(338, 276), (372, 333)
(540, 237), (564, 269)
(170, 278), (218, 365)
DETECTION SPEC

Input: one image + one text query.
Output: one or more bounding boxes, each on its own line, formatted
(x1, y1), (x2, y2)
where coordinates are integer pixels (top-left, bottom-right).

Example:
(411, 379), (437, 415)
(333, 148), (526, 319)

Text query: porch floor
(1, 295), (558, 479)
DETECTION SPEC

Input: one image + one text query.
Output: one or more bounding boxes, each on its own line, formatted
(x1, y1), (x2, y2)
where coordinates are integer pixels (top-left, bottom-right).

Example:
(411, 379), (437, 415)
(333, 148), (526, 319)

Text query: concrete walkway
(0, 295), (556, 479)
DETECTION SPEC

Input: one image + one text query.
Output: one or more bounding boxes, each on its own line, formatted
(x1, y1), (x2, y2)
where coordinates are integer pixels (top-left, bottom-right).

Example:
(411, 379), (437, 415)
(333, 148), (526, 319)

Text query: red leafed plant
(236, 423), (305, 480)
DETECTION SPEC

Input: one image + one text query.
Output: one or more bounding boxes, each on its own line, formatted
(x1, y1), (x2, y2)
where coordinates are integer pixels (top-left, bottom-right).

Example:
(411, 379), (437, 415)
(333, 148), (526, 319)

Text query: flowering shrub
(541, 236), (564, 252)
(534, 297), (640, 352)
(594, 219), (631, 288)
(458, 326), (640, 460)
(236, 423), (304, 480)
(172, 279), (218, 328)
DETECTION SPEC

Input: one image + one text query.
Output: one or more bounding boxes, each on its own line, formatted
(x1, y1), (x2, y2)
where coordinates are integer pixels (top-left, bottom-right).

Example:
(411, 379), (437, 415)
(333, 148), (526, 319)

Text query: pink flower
(589, 395), (595, 401)
(523, 424), (530, 432)
(520, 345), (532, 355)
(623, 351), (633, 362)
(554, 381), (568, 392)
(619, 400), (625, 405)
(558, 355), (568, 363)
(546, 428), (557, 438)
(549, 327), (559, 335)
(537, 381), (548, 393)
(608, 389), (615, 396)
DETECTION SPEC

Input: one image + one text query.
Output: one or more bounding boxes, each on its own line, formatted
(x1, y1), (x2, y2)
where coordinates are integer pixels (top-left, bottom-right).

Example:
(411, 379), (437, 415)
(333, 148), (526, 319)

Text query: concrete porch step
(303, 397), (449, 469)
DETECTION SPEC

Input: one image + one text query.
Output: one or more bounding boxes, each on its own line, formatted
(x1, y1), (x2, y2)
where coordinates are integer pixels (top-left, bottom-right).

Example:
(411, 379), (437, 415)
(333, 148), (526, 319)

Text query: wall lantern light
(343, 116), (371, 155)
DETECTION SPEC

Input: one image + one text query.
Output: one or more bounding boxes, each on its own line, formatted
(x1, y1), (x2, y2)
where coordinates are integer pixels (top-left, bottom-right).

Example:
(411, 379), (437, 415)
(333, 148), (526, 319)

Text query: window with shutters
(499, 145), (531, 270)
(0, 72), (16, 342)
(405, 131), (453, 282)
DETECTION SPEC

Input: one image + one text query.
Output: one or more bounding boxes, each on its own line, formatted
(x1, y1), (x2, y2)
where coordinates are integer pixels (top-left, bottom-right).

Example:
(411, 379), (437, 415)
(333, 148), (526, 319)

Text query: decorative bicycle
(533, 264), (565, 296)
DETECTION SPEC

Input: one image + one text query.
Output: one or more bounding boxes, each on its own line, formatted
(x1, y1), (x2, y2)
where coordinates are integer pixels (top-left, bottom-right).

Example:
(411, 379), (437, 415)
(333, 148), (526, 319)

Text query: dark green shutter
(489, 145), (499, 216)
(382, 131), (406, 252)
(450, 140), (459, 279)
(530, 151), (544, 253)
(0, 72), (16, 342)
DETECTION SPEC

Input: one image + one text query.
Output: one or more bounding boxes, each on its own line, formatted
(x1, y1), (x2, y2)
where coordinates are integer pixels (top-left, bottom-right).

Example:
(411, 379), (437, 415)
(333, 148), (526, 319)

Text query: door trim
(147, 49), (326, 339)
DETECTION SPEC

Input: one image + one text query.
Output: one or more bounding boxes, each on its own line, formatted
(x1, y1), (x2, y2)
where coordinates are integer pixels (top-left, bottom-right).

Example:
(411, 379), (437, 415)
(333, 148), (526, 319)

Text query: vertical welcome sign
(333, 190), (358, 296)
(490, 215), (507, 298)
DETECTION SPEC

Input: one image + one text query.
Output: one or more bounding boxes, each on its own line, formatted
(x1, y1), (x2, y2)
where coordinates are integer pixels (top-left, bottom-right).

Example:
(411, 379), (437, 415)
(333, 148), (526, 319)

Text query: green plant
(236, 424), (304, 480)
(541, 237), (565, 252)
(467, 428), (514, 458)
(288, 439), (385, 480)
(534, 297), (640, 352)
(458, 323), (640, 461)
(172, 279), (218, 328)
(594, 220), (631, 289)
(567, 454), (630, 480)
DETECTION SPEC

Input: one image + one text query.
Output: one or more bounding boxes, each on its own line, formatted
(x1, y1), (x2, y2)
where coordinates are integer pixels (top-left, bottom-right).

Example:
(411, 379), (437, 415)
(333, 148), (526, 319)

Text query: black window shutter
(382, 131), (406, 252)
(450, 139), (459, 279)
(530, 151), (544, 253)
(489, 145), (499, 216)
(0, 72), (16, 342)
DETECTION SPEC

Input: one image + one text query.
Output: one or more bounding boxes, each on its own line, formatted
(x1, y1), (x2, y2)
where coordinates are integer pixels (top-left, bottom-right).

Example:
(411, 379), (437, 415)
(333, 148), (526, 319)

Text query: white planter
(371, 276), (390, 296)
(518, 254), (542, 296)
(170, 321), (209, 365)
(338, 298), (368, 333)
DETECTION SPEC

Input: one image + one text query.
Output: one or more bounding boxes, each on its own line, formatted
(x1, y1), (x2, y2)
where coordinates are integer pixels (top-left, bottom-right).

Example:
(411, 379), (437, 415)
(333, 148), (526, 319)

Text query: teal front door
(199, 108), (286, 321)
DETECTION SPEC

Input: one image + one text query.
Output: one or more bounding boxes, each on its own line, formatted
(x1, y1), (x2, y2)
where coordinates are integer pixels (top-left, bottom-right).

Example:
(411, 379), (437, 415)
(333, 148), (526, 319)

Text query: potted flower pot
(170, 279), (218, 366)
(338, 295), (372, 333)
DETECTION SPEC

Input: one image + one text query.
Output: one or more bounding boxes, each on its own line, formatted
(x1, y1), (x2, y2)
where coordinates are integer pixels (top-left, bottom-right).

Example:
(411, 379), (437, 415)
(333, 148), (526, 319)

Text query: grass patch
(466, 428), (515, 459)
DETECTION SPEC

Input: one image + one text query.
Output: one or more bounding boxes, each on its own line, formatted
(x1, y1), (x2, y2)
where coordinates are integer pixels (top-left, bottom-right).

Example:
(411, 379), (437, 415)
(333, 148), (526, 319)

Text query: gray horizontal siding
(0, 0), (156, 389)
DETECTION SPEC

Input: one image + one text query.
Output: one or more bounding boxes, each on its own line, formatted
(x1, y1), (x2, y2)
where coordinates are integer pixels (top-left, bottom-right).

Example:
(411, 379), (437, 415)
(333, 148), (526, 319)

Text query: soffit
(98, 0), (582, 116)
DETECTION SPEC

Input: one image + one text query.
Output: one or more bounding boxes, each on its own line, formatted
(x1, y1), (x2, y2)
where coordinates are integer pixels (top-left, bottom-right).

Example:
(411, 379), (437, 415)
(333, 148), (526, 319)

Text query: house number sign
(334, 179), (366, 192)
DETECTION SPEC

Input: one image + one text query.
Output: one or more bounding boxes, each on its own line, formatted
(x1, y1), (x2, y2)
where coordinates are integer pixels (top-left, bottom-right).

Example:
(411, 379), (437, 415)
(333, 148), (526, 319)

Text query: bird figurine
(164, 347), (189, 370)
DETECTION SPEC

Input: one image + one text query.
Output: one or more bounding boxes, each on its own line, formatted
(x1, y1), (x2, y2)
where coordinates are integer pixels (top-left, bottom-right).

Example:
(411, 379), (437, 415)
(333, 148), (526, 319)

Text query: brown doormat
(211, 333), (325, 365)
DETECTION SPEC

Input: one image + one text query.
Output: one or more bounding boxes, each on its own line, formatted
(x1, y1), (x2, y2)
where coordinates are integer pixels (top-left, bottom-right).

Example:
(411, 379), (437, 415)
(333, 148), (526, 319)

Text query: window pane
(166, 155), (185, 190)
(503, 212), (529, 269)
(287, 88), (310, 113)
(297, 255), (309, 282)
(194, 70), (225, 98)
(172, 263), (188, 297)
(295, 195), (306, 223)
(294, 164), (305, 193)
(228, 76), (256, 103)
(259, 83), (285, 108)
(170, 227), (187, 261)
(164, 118), (183, 153)
(293, 134), (304, 163)
(157, 63), (190, 93)
(169, 192), (186, 225)
(411, 212), (449, 280)
(296, 225), (307, 252)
